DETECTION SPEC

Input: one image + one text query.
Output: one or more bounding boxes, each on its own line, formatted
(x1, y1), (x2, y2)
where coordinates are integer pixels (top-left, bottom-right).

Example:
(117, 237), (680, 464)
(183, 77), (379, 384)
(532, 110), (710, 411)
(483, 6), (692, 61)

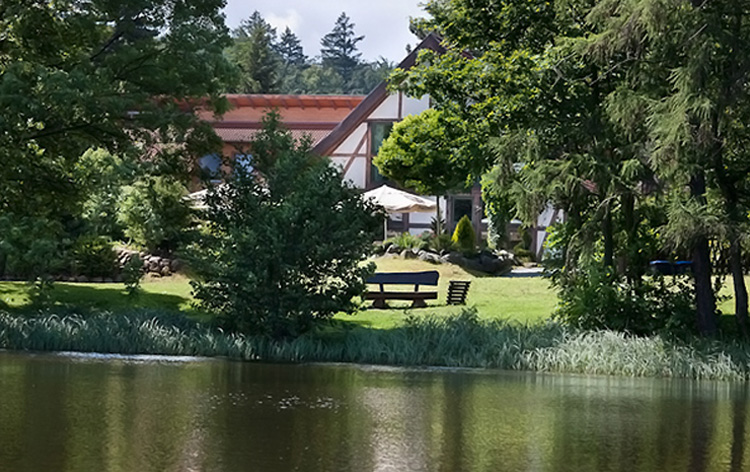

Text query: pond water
(0, 351), (748, 472)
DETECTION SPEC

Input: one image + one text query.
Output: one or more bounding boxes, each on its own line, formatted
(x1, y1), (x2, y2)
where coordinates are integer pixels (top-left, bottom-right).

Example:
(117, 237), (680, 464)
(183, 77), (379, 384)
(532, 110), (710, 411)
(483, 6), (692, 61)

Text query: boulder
(386, 244), (400, 255)
(170, 259), (182, 272)
(76, 275), (89, 283)
(147, 260), (160, 273)
(401, 249), (418, 259)
(418, 251), (441, 264)
(160, 266), (172, 277)
(91, 276), (104, 283)
(441, 251), (465, 266)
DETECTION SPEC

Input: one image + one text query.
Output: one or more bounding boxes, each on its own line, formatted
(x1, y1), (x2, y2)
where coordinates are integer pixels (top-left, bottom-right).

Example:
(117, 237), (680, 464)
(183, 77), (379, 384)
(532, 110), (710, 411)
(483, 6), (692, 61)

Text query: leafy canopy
(187, 113), (382, 338)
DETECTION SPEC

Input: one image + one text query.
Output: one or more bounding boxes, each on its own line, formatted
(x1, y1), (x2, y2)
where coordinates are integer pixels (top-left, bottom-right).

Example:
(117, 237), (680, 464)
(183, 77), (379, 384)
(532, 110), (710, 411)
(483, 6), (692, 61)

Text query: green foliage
(0, 215), (66, 280)
(223, 11), (386, 95)
(429, 233), (455, 253)
(0, 0), (232, 282)
(375, 109), (482, 195)
(3, 308), (750, 380)
(226, 11), (280, 93)
(320, 12), (364, 86)
(386, 232), (425, 250)
(76, 148), (133, 239)
(187, 113), (382, 338)
(122, 256), (145, 298)
(452, 215), (476, 254)
(554, 268), (697, 336)
(118, 177), (192, 253)
(70, 235), (117, 278)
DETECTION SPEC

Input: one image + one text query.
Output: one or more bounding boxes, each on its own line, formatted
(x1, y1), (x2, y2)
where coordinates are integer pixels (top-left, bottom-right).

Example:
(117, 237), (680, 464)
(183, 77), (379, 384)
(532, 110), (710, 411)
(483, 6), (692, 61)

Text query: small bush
(429, 233), (454, 252)
(554, 267), (697, 335)
(118, 176), (191, 252)
(122, 255), (144, 297)
(386, 232), (425, 250)
(71, 235), (118, 278)
(452, 215), (476, 254)
(513, 242), (534, 261)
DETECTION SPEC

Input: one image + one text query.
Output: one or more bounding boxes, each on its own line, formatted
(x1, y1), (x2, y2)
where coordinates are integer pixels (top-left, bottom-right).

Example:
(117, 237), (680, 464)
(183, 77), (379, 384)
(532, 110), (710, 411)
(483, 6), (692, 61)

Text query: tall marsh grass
(2, 309), (750, 380)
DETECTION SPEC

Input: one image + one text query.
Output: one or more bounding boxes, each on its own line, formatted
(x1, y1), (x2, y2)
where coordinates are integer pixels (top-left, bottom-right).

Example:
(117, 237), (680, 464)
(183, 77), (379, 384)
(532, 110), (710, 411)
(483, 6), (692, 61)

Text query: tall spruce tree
(276, 27), (307, 66)
(226, 11), (280, 93)
(320, 12), (364, 86)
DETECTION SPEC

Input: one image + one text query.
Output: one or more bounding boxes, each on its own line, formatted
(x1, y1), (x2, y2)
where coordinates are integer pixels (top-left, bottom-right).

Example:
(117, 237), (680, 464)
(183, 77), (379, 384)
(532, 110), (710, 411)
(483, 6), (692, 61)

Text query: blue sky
(222, 1), (427, 62)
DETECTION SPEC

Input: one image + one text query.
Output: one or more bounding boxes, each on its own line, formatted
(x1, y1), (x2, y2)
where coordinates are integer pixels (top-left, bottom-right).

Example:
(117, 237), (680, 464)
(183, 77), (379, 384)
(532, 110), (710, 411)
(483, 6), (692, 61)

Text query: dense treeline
(225, 11), (393, 95)
(377, 0), (750, 337)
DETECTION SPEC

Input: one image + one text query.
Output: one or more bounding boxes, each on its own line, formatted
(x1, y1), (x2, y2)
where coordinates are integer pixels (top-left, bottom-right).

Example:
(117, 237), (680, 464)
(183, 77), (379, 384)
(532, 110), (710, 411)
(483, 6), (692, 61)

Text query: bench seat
(365, 270), (440, 309)
(364, 291), (438, 308)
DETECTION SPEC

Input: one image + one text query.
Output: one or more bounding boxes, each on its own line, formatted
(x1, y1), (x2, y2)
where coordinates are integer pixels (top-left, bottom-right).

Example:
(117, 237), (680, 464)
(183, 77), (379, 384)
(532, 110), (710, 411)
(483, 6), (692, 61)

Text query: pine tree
(276, 27), (306, 66)
(320, 12), (364, 86)
(227, 11), (280, 93)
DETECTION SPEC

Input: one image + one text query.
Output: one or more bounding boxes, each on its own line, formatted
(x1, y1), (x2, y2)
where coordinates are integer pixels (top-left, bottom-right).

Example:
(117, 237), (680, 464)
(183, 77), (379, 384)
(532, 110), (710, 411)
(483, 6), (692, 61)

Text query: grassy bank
(0, 259), (558, 327)
(2, 309), (750, 381)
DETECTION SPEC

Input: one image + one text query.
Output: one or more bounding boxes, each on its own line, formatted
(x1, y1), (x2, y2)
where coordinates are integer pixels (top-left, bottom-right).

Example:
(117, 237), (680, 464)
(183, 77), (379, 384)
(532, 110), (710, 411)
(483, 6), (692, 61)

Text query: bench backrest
(366, 271), (439, 289)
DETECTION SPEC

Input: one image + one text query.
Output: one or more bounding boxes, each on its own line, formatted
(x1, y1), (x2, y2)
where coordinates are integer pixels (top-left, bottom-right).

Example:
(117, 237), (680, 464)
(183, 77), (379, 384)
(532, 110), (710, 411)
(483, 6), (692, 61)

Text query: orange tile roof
(201, 94), (365, 146)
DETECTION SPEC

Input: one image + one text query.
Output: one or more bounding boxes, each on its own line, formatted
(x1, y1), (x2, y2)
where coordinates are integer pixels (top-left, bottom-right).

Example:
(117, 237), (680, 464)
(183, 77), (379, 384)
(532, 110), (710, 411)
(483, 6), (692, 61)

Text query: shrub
(554, 267), (697, 335)
(451, 215), (476, 254)
(122, 255), (144, 297)
(0, 214), (67, 280)
(386, 232), (424, 250)
(429, 233), (454, 253)
(71, 235), (118, 277)
(118, 176), (192, 253)
(187, 112), (382, 338)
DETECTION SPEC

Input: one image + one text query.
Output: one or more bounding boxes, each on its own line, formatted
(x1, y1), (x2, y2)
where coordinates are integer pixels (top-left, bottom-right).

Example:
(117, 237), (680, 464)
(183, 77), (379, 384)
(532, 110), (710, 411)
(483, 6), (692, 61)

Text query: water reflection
(0, 352), (748, 471)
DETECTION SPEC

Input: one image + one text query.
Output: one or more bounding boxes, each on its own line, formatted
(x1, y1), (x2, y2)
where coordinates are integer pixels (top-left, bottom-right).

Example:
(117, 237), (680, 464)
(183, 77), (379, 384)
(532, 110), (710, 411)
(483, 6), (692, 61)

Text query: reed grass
(2, 309), (750, 381)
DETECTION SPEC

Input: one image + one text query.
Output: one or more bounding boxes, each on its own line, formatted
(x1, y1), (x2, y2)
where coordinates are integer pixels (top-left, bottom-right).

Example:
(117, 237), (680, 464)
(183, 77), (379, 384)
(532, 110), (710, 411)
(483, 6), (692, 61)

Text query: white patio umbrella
(363, 184), (437, 239)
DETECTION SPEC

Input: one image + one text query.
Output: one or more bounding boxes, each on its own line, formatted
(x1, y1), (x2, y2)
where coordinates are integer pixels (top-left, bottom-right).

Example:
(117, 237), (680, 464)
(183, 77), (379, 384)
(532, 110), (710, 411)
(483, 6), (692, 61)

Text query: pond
(0, 351), (748, 472)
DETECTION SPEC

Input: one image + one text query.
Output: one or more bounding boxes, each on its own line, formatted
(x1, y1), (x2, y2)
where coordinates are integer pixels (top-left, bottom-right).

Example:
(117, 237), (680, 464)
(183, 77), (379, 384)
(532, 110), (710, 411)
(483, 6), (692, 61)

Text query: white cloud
(266, 9), (302, 34)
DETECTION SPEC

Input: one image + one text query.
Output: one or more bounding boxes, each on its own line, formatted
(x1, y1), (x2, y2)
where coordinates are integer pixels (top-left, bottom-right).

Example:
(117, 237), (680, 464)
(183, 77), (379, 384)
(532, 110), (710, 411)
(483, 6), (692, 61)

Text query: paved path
(505, 267), (544, 277)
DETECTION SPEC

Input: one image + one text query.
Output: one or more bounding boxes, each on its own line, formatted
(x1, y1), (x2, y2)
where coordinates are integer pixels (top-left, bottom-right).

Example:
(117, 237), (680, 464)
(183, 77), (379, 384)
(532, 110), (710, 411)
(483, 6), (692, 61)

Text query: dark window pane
(370, 122), (394, 184)
(453, 198), (472, 225)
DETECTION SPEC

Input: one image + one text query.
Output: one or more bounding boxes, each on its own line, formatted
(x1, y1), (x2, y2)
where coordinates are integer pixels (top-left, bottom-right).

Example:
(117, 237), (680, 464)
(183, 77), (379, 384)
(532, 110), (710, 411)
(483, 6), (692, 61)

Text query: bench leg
(372, 299), (388, 309)
(411, 299), (427, 308)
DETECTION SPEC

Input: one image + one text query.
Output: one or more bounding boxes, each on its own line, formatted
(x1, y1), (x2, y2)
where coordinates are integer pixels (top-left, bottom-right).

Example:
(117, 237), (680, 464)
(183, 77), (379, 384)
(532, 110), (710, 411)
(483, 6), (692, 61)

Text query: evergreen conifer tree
(227, 11), (280, 93)
(320, 12), (364, 86)
(276, 27), (307, 66)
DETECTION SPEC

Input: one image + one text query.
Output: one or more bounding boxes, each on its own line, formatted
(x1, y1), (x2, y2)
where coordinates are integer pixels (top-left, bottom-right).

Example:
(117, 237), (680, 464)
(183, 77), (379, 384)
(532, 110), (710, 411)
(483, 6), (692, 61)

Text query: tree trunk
(730, 234), (749, 336)
(690, 172), (717, 336)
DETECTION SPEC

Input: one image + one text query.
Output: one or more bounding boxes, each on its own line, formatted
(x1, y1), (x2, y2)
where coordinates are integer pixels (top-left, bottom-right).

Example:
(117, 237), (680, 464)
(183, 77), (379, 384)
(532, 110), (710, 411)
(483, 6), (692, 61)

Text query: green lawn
(0, 259), (556, 328)
(339, 257), (556, 329)
(1, 259), (747, 330)
(0, 275), (194, 314)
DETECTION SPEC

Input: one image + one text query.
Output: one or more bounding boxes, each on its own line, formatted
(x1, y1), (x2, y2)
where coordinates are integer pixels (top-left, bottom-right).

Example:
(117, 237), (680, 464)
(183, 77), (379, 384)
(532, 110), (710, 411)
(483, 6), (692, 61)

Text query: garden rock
(418, 250), (441, 264)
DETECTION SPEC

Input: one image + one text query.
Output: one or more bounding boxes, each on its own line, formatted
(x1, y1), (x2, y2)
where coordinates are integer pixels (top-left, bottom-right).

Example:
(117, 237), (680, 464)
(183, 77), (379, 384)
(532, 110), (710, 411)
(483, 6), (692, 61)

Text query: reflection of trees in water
(730, 382), (748, 472)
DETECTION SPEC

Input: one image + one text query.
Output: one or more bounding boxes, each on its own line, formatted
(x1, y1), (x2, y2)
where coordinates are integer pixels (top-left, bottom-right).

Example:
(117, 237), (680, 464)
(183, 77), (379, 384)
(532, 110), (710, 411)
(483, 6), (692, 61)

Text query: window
(452, 198), (472, 226)
(199, 154), (222, 182)
(369, 121), (394, 184)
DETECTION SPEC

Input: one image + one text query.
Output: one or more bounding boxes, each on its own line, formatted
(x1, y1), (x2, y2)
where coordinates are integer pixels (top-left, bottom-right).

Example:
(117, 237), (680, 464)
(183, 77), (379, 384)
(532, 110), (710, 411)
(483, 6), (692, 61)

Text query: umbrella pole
(384, 217), (388, 241)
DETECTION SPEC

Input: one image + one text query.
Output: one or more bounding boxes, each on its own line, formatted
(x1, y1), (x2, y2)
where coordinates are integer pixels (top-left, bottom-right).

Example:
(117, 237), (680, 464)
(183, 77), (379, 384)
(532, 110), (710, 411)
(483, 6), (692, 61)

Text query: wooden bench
(365, 271), (439, 308)
(447, 280), (471, 305)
